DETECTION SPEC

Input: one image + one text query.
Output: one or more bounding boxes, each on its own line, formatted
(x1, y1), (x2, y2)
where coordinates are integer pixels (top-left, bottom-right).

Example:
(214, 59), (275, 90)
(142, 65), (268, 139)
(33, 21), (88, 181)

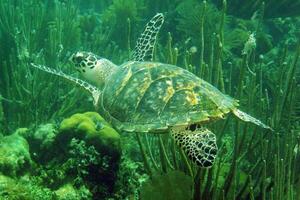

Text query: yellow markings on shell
(115, 67), (132, 97)
(158, 79), (175, 116)
(145, 62), (159, 68)
(186, 91), (199, 106)
(133, 69), (152, 112)
(163, 80), (175, 103)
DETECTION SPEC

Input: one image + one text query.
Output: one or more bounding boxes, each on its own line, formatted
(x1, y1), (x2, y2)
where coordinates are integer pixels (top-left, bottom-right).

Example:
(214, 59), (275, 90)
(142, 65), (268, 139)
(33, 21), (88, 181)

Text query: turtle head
(70, 51), (117, 88)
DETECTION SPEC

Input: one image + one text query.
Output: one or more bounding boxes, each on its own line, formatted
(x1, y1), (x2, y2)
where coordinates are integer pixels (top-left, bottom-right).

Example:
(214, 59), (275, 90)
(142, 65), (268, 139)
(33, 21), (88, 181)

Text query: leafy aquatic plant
(175, 0), (220, 68)
(0, 175), (55, 200)
(212, 0), (300, 18)
(133, 2), (299, 200)
(0, 0), (90, 133)
(0, 130), (32, 177)
(101, 0), (144, 50)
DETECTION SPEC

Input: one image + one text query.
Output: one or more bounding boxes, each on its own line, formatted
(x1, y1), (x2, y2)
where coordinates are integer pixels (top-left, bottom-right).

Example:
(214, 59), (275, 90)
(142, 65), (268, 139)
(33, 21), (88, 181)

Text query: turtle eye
(75, 56), (83, 63)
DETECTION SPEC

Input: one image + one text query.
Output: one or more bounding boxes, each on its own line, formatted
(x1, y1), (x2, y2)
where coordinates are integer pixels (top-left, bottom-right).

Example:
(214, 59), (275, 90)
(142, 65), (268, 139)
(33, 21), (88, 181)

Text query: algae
(0, 130), (32, 177)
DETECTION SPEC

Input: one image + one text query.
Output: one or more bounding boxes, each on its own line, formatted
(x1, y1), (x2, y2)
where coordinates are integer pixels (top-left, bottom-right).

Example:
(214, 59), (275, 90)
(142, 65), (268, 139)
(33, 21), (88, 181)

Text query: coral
(57, 112), (122, 197)
(32, 123), (57, 150)
(66, 139), (116, 198)
(113, 157), (148, 199)
(23, 123), (57, 163)
(38, 138), (116, 199)
(0, 130), (32, 177)
(33, 112), (122, 198)
(0, 174), (54, 200)
(33, 138), (97, 191)
(140, 170), (193, 200)
(58, 112), (121, 157)
(55, 183), (92, 200)
(65, 139), (102, 180)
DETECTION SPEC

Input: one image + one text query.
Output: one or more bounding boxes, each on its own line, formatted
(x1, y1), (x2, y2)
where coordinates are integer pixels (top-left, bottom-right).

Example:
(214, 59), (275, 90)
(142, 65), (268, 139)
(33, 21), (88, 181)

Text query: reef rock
(58, 112), (121, 160)
(0, 129), (32, 177)
(52, 112), (122, 198)
(23, 123), (57, 163)
(0, 174), (54, 199)
(55, 183), (91, 200)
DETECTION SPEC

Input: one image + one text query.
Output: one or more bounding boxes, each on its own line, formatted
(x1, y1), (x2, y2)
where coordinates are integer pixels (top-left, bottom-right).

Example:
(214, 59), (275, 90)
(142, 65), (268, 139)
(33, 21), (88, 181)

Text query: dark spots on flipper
(208, 155), (215, 161)
(82, 69), (86, 73)
(204, 147), (210, 154)
(210, 148), (217, 155)
(172, 127), (218, 168)
(191, 156), (197, 163)
(197, 142), (203, 149)
(202, 160), (213, 168)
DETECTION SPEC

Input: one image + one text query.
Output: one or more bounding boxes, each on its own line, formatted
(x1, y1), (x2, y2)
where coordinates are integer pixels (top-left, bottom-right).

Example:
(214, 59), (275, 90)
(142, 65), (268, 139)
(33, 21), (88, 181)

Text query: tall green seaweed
(0, 0), (127, 132)
(0, 0), (299, 199)
(135, 1), (299, 200)
(212, 0), (300, 18)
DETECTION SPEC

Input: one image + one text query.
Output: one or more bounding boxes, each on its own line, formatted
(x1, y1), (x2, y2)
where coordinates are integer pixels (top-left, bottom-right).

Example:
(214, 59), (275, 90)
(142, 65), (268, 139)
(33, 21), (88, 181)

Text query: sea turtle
(31, 13), (271, 168)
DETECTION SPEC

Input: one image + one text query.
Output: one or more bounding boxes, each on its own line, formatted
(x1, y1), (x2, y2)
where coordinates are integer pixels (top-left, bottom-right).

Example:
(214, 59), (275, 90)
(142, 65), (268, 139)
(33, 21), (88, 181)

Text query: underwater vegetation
(212, 0), (300, 19)
(0, 0), (299, 199)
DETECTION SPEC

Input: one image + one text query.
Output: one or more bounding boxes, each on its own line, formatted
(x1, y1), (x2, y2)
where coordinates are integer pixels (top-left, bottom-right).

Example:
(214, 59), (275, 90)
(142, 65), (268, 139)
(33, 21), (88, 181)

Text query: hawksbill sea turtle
(31, 13), (272, 168)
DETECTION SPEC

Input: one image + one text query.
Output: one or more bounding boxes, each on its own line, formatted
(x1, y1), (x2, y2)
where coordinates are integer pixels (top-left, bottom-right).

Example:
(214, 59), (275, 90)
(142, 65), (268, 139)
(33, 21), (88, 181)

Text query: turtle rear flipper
(232, 109), (273, 130)
(171, 127), (218, 168)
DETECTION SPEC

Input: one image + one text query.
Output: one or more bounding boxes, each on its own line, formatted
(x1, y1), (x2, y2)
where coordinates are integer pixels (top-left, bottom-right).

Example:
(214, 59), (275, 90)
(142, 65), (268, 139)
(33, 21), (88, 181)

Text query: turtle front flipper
(232, 109), (273, 130)
(132, 13), (164, 61)
(30, 63), (101, 106)
(171, 127), (218, 168)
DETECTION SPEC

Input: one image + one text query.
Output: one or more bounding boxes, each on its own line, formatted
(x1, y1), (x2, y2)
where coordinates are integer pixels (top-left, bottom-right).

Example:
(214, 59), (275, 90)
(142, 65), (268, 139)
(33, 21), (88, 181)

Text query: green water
(0, 0), (299, 199)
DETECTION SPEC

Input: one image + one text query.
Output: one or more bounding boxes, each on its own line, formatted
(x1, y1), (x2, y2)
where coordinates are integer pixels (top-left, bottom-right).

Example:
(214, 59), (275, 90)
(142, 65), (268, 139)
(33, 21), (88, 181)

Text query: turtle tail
(171, 127), (218, 168)
(232, 109), (273, 130)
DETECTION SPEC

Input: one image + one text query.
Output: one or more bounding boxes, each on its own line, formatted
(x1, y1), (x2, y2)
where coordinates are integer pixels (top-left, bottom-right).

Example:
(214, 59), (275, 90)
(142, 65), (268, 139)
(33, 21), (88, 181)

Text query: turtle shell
(100, 62), (238, 133)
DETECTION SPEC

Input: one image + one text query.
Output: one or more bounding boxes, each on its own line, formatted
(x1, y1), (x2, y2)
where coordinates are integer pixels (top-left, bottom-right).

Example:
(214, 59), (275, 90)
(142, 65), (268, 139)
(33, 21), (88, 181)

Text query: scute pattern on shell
(101, 62), (238, 133)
